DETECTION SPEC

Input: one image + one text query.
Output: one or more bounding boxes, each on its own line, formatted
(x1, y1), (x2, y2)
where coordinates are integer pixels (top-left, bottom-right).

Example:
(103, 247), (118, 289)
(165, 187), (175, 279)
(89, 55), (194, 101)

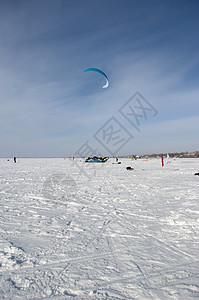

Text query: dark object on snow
(194, 172), (199, 176)
(126, 166), (134, 170)
(14, 157), (17, 163)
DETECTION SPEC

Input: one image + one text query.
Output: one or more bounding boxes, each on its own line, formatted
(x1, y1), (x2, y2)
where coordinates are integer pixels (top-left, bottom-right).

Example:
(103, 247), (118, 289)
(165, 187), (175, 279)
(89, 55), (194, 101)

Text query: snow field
(0, 158), (199, 299)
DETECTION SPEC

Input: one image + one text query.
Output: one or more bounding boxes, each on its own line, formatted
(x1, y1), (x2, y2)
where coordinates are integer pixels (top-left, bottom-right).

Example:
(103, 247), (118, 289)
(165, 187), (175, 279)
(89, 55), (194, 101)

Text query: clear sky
(0, 0), (199, 157)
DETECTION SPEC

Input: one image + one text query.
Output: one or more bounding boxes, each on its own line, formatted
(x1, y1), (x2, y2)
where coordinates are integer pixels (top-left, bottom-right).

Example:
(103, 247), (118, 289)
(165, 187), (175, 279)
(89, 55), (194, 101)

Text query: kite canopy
(83, 68), (109, 88)
(85, 156), (109, 163)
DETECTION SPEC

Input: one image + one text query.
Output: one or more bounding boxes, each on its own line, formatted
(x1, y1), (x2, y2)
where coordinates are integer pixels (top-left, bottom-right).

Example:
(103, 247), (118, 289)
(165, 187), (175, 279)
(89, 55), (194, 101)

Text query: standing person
(14, 157), (17, 163)
(116, 157), (118, 162)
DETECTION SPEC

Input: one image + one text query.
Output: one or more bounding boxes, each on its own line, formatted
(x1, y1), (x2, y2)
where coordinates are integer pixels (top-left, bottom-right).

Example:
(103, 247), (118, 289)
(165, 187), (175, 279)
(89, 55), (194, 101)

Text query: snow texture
(0, 157), (199, 299)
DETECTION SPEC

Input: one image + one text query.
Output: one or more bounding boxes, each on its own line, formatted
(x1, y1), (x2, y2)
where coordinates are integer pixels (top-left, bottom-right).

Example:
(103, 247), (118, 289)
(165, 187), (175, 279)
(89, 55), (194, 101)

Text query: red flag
(161, 154), (164, 167)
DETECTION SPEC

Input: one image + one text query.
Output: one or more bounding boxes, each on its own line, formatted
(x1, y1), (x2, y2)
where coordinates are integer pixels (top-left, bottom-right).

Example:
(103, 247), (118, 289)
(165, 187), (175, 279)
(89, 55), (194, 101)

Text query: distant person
(116, 157), (118, 162)
(14, 157), (17, 163)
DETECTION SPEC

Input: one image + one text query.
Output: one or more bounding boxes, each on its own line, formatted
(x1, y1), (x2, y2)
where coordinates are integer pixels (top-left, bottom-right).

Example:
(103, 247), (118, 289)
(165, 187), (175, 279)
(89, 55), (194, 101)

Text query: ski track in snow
(0, 157), (199, 299)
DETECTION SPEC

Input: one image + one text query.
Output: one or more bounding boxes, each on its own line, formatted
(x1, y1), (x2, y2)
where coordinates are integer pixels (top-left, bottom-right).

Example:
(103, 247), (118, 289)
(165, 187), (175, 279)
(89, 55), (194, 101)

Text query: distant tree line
(141, 151), (199, 158)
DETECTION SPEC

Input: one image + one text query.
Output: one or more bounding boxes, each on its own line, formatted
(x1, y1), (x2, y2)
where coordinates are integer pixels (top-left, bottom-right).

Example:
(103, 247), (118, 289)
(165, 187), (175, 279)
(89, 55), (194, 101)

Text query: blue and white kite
(83, 68), (109, 88)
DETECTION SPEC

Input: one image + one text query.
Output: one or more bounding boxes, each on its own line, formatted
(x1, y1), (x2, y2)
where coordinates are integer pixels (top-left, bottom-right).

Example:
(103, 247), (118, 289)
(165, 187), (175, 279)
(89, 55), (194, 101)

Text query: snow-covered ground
(0, 157), (199, 299)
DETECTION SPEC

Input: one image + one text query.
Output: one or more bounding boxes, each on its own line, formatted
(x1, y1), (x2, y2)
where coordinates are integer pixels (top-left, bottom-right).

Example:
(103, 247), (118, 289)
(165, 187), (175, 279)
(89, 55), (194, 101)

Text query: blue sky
(0, 0), (199, 157)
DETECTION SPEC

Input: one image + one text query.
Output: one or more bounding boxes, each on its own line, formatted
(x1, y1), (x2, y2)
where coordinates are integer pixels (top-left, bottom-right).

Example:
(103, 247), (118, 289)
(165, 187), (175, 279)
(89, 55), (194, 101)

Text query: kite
(83, 68), (109, 88)
(85, 156), (109, 163)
